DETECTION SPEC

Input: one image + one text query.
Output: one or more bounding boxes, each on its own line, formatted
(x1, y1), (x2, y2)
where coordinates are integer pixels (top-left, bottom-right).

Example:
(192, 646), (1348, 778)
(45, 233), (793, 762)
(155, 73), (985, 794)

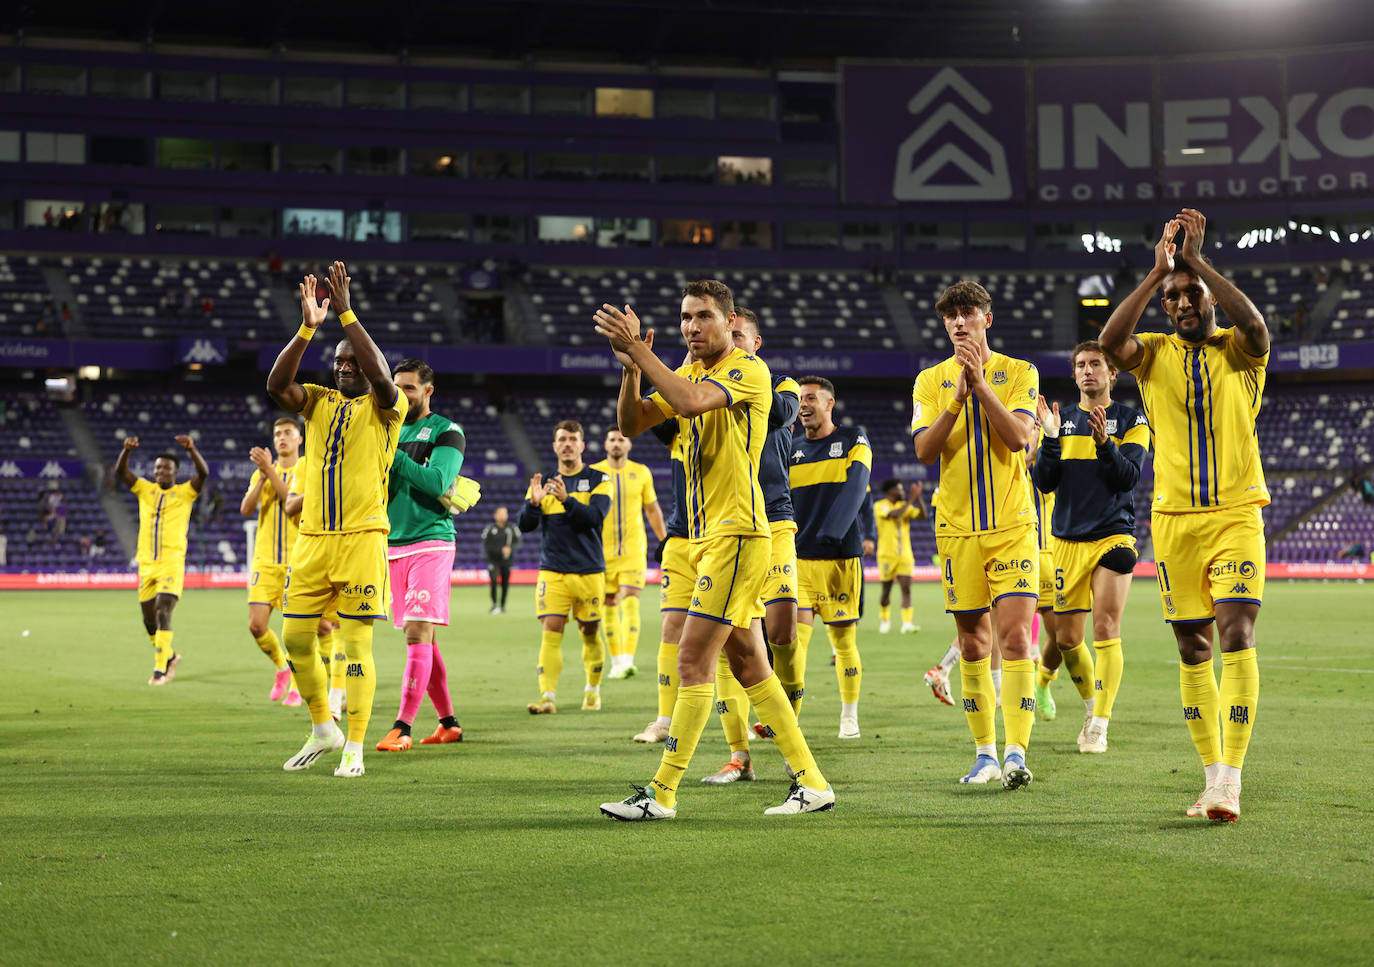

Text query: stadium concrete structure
(0, 11), (1372, 587)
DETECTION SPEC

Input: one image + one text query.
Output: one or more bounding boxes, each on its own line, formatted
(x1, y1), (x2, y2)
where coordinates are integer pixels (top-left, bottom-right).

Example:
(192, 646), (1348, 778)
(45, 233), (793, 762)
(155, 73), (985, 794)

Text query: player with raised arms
(595, 281), (833, 819)
(241, 417), (305, 705)
(520, 420), (612, 714)
(267, 261), (407, 778)
(1032, 342), (1149, 753)
(1098, 210), (1267, 822)
(912, 280), (1040, 790)
(591, 426), (666, 681)
(874, 478), (928, 635)
(114, 432), (207, 685)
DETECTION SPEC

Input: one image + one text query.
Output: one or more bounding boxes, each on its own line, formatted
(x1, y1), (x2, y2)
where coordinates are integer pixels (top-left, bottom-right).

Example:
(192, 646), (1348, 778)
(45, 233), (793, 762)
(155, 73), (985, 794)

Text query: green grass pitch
(3, 581), (1373, 965)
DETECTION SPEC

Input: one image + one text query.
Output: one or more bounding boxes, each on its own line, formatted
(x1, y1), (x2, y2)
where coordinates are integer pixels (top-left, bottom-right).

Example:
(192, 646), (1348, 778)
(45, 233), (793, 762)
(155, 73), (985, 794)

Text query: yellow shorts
(937, 523), (1038, 613)
(1051, 534), (1136, 613)
(284, 531), (390, 621)
(536, 570), (602, 624)
(138, 559), (185, 601)
(760, 520), (798, 606)
(248, 564), (287, 610)
(877, 555), (915, 582)
(1038, 548), (1056, 610)
(1153, 505), (1265, 623)
(660, 536), (694, 612)
(603, 555), (647, 595)
(797, 557), (863, 625)
(687, 535), (769, 629)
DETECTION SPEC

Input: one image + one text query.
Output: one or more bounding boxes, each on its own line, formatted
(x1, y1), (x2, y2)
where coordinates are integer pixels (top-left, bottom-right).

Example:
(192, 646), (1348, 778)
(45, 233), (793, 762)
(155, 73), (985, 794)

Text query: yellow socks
(747, 674), (826, 792)
(1060, 642), (1096, 704)
(581, 624), (605, 688)
(1093, 638), (1124, 719)
(603, 601), (622, 659)
(900, 606), (914, 627)
(960, 656), (997, 747)
(537, 628), (563, 696)
(621, 595), (641, 664)
(714, 652), (751, 753)
(1001, 658), (1035, 752)
(320, 629), (345, 691)
(339, 619), (376, 744)
(651, 682), (714, 808)
(153, 630), (174, 672)
(1036, 663), (1058, 689)
(656, 637), (678, 719)
(770, 635), (805, 716)
(254, 629), (287, 668)
(1219, 649), (1258, 769)
(1179, 659), (1221, 767)
(830, 623), (862, 703)
(283, 617), (330, 724)
(878, 604), (891, 624)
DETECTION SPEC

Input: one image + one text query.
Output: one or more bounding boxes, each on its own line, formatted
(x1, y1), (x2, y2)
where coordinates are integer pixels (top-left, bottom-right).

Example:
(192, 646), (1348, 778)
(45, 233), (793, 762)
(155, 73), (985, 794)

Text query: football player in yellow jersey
(913, 280), (1040, 791)
(873, 478), (928, 634)
(241, 417), (304, 707)
(592, 426), (666, 680)
(267, 262), (407, 779)
(594, 280), (833, 819)
(1100, 211), (1268, 822)
(114, 433), (207, 686)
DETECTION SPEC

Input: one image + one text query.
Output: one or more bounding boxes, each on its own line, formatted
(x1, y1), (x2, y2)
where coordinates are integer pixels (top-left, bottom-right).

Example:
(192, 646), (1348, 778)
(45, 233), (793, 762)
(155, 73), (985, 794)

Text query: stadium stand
(527, 267), (898, 350)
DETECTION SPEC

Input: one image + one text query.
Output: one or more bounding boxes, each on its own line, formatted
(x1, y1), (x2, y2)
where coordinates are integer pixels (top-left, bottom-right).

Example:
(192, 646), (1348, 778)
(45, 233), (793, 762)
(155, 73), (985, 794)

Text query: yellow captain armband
(297, 324), (315, 341)
(338, 310), (358, 327)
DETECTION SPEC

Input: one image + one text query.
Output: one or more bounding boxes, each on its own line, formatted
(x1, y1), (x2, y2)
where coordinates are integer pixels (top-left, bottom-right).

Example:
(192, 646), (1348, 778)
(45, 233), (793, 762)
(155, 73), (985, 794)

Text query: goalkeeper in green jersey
(376, 359), (480, 751)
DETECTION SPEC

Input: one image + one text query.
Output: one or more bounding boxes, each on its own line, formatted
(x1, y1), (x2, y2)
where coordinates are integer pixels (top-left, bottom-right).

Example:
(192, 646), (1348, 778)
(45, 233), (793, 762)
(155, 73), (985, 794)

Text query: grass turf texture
(3, 582), (1373, 966)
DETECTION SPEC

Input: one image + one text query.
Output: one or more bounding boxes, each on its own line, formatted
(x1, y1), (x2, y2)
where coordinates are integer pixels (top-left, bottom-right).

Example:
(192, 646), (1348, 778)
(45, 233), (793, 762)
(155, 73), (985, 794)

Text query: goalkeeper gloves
(439, 475), (482, 514)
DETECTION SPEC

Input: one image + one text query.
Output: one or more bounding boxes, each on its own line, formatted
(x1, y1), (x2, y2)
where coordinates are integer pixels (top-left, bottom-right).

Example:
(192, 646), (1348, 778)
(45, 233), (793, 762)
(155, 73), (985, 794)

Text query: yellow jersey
(246, 461), (300, 567)
(298, 383), (407, 536)
(1132, 329), (1269, 513)
(911, 352), (1039, 536)
(873, 497), (921, 561)
(591, 458), (658, 560)
(650, 346), (771, 541)
(132, 478), (199, 564)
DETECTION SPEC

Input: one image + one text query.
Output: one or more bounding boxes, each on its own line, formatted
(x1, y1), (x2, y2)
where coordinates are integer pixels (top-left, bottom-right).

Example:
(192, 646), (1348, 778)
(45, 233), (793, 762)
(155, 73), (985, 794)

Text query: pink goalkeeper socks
(426, 643), (455, 720)
(397, 642), (434, 726)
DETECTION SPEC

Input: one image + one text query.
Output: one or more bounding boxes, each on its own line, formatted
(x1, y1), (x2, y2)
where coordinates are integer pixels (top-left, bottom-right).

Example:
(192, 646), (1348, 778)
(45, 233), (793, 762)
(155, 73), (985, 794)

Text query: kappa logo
(1230, 582), (1250, 594)
(792, 449), (805, 462)
(180, 338), (226, 364)
(941, 380), (955, 389)
(39, 461), (67, 478)
(777, 584), (792, 594)
(0, 460), (20, 478)
(1015, 578), (1031, 589)
(893, 67), (1013, 202)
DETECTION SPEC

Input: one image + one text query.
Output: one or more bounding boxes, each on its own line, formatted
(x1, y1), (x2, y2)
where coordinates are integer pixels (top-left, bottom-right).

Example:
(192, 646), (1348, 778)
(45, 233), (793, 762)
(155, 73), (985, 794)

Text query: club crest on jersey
(728, 369), (744, 381)
(829, 442), (843, 457)
(577, 478), (590, 492)
(990, 370), (1007, 385)
(417, 427), (432, 441)
(1105, 419), (1118, 434)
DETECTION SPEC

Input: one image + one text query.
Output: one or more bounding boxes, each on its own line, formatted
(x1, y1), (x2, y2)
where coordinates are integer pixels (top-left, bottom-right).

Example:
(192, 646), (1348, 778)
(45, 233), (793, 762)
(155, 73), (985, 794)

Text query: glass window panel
(595, 88), (653, 118)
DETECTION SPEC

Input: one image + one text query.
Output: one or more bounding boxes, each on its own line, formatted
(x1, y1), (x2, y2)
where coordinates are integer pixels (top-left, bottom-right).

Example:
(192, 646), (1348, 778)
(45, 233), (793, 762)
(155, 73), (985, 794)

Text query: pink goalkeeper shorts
(387, 540), (455, 630)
